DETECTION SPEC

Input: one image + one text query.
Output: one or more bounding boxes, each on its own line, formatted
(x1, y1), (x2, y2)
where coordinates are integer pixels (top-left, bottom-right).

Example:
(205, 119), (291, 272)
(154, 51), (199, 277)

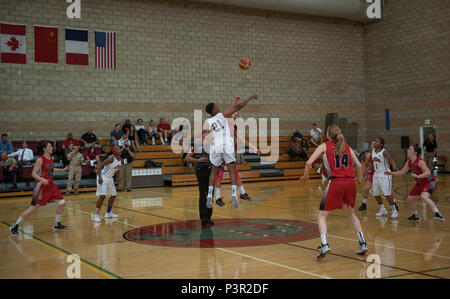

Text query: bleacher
(0, 135), (320, 197)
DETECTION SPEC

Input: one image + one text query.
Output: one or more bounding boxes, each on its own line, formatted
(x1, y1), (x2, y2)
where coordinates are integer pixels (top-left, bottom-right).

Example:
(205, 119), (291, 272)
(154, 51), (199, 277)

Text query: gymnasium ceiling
(194, 0), (379, 23)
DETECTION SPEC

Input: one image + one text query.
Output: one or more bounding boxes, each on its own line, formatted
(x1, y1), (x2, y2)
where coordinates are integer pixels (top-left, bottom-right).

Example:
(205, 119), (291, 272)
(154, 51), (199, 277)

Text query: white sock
(433, 207), (439, 213)
(320, 233), (328, 245)
(14, 216), (23, 226)
(413, 210), (419, 216)
(362, 198), (367, 204)
(358, 232), (366, 244)
(391, 204), (397, 211)
(208, 186), (214, 198)
(231, 185), (237, 196)
(152, 137), (155, 145)
(55, 214), (62, 224)
(379, 204), (385, 210)
(215, 188), (221, 199)
(239, 185), (245, 195)
(160, 137), (164, 143)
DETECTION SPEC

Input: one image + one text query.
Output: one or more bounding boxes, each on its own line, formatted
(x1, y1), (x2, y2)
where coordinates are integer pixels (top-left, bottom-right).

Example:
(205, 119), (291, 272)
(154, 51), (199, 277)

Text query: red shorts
(320, 178), (356, 211)
(409, 180), (437, 196)
(31, 180), (64, 206)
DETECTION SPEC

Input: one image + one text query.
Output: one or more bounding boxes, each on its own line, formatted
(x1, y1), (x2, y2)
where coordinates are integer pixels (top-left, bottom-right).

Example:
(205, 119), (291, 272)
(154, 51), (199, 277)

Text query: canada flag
(0, 23), (26, 64)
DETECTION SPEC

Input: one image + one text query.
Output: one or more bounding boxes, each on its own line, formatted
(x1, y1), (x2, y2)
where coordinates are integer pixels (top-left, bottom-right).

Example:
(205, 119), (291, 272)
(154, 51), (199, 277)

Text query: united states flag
(95, 30), (116, 69)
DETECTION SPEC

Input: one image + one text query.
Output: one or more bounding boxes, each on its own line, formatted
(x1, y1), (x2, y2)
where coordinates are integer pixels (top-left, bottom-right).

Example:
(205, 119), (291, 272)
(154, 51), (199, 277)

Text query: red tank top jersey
(324, 141), (355, 178)
(39, 155), (55, 181)
(408, 157), (435, 183)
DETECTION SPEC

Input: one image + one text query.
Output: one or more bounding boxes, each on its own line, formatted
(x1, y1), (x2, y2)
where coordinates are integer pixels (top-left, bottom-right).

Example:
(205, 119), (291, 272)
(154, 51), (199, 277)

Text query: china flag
(35, 26), (58, 63)
(0, 23), (26, 64)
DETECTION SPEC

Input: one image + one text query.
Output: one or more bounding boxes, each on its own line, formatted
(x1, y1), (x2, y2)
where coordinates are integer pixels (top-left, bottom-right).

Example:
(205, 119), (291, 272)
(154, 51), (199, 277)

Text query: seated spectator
(135, 119), (150, 145)
(110, 123), (122, 146)
(8, 141), (34, 166)
(309, 123), (323, 147)
(157, 117), (171, 145)
(299, 137), (309, 161)
(293, 128), (303, 140)
(128, 125), (142, 152)
(148, 120), (163, 145)
(0, 151), (19, 189)
(85, 146), (100, 166)
(63, 133), (80, 149)
(288, 136), (302, 161)
(80, 128), (101, 148)
(0, 134), (13, 154)
(122, 119), (132, 135)
(118, 132), (130, 148)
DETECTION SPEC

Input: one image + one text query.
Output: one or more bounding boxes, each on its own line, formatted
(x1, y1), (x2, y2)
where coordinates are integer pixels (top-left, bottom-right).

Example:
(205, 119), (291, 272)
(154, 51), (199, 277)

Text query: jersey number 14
(335, 154), (349, 169)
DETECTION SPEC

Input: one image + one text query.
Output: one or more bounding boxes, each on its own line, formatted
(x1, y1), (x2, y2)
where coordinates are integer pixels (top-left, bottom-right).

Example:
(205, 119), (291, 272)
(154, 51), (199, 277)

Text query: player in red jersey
(358, 141), (375, 210)
(300, 125), (367, 259)
(385, 144), (444, 221)
(10, 141), (71, 235)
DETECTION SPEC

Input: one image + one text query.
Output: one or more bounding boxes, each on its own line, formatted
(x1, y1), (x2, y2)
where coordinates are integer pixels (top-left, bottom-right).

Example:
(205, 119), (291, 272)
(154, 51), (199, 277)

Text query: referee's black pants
(195, 165), (212, 223)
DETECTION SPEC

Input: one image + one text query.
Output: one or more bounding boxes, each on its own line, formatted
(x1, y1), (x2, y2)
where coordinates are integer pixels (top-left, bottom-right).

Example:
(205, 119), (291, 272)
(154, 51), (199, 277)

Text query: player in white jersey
(371, 138), (399, 218)
(92, 146), (122, 223)
(204, 94), (258, 209)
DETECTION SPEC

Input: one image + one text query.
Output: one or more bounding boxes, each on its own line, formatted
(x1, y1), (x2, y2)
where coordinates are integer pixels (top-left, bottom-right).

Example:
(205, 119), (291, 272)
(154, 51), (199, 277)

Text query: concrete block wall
(364, 0), (450, 170)
(0, 0), (366, 142)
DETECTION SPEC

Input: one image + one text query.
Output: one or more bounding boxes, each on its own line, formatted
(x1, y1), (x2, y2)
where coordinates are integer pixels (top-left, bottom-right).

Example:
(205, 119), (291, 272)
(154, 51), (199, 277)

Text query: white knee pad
(58, 199), (66, 205)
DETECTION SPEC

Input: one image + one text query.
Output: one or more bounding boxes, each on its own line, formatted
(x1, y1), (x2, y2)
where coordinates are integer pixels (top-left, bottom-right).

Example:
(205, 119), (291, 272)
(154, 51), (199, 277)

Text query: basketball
(238, 57), (251, 70)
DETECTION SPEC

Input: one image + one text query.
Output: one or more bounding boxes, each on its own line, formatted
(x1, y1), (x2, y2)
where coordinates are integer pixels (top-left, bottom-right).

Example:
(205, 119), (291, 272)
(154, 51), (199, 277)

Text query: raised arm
(223, 94), (258, 118)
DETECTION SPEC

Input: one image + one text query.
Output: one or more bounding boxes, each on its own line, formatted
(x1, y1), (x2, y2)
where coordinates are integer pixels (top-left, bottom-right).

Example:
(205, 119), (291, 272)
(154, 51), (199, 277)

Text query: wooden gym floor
(0, 175), (449, 279)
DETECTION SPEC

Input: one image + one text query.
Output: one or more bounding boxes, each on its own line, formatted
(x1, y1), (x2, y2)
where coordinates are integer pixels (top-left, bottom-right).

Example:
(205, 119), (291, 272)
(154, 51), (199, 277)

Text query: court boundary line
(381, 266), (450, 279)
(0, 220), (122, 279)
(284, 243), (446, 279)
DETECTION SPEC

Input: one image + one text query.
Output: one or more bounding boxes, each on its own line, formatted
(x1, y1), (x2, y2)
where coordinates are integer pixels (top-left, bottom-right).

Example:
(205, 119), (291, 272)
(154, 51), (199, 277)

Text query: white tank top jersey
(371, 149), (390, 176)
(207, 112), (234, 147)
(101, 155), (121, 178)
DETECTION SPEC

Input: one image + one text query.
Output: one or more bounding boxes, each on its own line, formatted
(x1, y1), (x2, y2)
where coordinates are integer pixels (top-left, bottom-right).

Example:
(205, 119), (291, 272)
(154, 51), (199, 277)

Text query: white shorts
(96, 176), (117, 196)
(210, 152), (236, 167)
(372, 175), (392, 197)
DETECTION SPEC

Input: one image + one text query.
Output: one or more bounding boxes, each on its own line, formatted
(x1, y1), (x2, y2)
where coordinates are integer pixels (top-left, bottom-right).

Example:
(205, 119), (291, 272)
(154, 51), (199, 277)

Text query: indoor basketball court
(0, 0), (449, 282)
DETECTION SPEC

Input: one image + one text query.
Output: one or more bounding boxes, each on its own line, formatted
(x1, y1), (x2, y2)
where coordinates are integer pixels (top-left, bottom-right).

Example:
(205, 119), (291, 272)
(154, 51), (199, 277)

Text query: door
(419, 126), (437, 159)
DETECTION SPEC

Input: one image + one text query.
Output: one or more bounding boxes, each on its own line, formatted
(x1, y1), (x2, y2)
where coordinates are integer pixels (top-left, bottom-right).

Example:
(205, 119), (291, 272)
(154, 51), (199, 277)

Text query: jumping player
(385, 144), (444, 221)
(214, 111), (257, 206)
(92, 146), (122, 223)
(204, 94), (258, 209)
(371, 138), (399, 218)
(10, 141), (70, 235)
(300, 125), (368, 259)
(358, 141), (375, 211)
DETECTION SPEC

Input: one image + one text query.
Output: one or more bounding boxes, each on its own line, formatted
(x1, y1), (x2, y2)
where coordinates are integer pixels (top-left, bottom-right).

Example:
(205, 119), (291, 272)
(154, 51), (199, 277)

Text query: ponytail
(327, 124), (347, 156)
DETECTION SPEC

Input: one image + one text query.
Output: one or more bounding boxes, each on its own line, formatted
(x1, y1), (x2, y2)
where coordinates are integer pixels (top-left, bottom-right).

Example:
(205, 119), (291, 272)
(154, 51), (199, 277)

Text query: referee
(185, 141), (214, 227)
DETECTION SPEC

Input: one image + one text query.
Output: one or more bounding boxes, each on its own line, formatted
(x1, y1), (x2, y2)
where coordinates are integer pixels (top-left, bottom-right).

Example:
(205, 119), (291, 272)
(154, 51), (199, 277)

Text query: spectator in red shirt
(63, 133), (80, 150)
(85, 146), (100, 166)
(157, 117), (171, 145)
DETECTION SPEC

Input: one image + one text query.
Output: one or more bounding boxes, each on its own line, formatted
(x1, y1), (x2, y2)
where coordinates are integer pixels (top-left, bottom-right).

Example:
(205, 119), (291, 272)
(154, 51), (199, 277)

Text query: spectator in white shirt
(309, 123), (323, 147)
(8, 141), (34, 166)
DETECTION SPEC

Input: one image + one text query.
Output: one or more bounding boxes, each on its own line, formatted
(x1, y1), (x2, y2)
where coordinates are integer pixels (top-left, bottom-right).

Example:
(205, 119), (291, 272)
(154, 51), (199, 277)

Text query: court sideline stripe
(0, 220), (122, 279)
(283, 243), (446, 279)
